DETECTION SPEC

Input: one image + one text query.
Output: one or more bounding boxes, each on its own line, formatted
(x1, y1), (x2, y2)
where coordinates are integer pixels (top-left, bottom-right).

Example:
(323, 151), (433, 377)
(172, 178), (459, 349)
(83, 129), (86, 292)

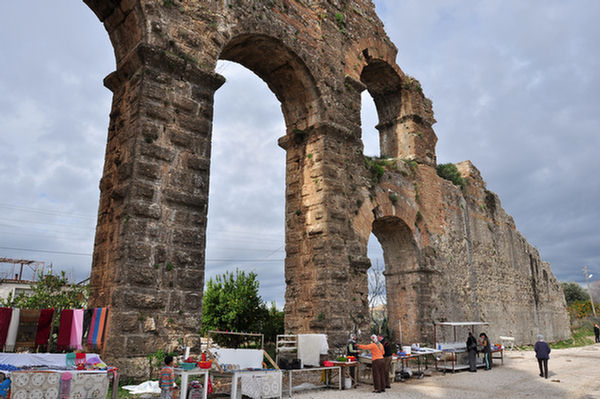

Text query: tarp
(122, 381), (161, 394)
(211, 348), (264, 370)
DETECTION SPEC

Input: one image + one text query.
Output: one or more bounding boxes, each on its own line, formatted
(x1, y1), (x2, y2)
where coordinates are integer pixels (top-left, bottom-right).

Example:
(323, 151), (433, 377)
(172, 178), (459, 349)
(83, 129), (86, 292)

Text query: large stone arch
(80, 0), (570, 377)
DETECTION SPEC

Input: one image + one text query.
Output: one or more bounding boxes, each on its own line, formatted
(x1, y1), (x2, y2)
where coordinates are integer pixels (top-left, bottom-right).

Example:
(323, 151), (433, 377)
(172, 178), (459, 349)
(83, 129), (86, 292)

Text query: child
(159, 355), (176, 399)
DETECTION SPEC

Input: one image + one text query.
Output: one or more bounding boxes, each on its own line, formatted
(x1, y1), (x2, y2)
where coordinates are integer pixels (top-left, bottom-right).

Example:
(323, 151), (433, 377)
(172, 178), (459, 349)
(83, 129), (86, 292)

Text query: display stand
(204, 331), (281, 399)
(284, 366), (341, 397)
(433, 321), (504, 372)
(174, 368), (209, 399)
(396, 348), (441, 380)
(331, 361), (359, 388)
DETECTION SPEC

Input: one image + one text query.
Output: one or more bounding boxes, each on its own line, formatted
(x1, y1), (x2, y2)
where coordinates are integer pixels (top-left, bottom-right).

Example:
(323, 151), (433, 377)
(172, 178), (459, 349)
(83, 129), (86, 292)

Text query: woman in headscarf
(358, 334), (386, 393)
(479, 332), (492, 370)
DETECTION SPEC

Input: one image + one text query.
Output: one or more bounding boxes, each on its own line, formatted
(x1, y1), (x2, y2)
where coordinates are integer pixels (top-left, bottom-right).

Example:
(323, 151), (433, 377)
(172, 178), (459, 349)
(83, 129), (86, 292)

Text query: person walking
(594, 323), (599, 343)
(466, 332), (478, 372)
(479, 332), (492, 370)
(358, 334), (386, 393)
(379, 336), (393, 388)
(534, 334), (551, 379)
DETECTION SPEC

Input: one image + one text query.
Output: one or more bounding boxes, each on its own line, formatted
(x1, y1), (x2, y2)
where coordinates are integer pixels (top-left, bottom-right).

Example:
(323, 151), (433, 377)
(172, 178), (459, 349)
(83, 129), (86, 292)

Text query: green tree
(436, 163), (465, 189)
(1, 270), (88, 309)
(562, 282), (589, 306)
(261, 302), (284, 344)
(202, 269), (266, 347)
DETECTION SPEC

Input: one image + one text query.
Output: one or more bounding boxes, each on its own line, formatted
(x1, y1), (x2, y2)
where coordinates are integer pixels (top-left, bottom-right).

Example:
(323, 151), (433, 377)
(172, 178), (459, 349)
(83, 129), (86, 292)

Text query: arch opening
(367, 232), (387, 334)
(371, 216), (422, 345)
(220, 34), (320, 131)
(207, 60), (286, 308)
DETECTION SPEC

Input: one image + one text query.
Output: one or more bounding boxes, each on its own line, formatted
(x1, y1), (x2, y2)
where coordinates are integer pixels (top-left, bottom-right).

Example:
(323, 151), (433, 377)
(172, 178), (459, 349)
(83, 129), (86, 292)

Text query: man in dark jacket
(534, 334), (551, 379)
(594, 323), (599, 343)
(466, 332), (478, 372)
(379, 336), (394, 388)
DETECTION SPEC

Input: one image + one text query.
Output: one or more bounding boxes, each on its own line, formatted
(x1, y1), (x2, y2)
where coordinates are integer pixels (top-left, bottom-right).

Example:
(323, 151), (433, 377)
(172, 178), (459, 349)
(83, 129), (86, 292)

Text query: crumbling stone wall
(83, 0), (569, 377)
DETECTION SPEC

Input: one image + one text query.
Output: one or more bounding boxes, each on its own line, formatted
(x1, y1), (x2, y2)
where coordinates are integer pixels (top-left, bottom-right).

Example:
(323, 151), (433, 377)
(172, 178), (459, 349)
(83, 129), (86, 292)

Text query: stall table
(285, 366), (341, 397)
(396, 348), (441, 380)
(174, 367), (210, 399)
(331, 361), (359, 388)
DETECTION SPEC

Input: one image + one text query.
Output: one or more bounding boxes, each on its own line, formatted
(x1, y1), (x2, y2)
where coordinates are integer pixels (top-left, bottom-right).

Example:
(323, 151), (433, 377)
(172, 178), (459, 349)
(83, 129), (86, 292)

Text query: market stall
(433, 321), (502, 372)
(205, 331), (282, 399)
(395, 347), (442, 380)
(0, 352), (117, 399)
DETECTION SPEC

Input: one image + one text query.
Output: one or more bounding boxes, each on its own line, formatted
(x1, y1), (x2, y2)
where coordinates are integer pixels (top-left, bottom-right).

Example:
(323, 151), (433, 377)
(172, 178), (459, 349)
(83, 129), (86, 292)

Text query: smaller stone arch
(358, 57), (437, 166)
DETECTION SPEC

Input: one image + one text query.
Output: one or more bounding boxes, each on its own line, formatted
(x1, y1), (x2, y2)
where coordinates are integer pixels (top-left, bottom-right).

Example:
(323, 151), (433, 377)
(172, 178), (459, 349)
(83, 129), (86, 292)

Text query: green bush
(436, 163), (465, 189)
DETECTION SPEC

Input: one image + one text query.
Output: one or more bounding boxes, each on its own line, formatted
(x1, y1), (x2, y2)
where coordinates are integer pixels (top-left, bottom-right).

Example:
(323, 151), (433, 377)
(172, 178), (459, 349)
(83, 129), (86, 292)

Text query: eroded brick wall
(83, 0), (569, 377)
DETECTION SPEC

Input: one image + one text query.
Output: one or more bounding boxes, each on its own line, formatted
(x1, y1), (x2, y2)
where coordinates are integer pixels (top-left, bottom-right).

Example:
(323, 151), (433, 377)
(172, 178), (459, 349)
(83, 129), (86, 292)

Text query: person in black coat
(379, 336), (393, 388)
(594, 323), (599, 343)
(534, 334), (551, 378)
(479, 332), (492, 370)
(466, 332), (478, 372)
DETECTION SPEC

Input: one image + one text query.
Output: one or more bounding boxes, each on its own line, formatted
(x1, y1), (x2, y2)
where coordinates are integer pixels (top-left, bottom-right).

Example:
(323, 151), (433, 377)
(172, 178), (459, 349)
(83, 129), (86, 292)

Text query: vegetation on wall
(436, 163), (465, 189)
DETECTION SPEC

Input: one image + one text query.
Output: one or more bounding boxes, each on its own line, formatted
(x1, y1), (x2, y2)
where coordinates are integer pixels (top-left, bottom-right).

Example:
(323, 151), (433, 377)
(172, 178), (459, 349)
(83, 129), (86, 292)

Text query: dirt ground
(291, 344), (600, 399)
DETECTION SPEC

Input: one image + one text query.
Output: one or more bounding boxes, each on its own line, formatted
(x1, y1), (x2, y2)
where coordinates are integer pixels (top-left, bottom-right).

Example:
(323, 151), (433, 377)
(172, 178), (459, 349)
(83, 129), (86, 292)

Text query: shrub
(436, 163), (465, 189)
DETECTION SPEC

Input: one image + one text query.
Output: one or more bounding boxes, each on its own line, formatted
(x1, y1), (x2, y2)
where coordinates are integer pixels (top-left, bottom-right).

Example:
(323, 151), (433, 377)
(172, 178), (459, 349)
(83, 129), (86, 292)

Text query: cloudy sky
(1, 1), (598, 307)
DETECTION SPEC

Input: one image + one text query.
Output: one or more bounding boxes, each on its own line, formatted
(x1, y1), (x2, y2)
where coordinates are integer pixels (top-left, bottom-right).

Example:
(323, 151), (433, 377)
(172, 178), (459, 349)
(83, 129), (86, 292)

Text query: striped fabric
(87, 307), (109, 348)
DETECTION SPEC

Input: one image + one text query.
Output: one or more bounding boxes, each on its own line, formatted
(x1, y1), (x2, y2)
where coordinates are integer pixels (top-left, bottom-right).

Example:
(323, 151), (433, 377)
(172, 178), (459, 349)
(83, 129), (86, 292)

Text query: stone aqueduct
(82, 0), (570, 376)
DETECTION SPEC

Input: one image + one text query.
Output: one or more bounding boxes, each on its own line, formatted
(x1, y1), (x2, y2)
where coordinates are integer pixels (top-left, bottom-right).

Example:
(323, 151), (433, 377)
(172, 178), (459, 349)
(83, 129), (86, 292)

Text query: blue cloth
(0, 378), (10, 397)
(534, 341), (551, 359)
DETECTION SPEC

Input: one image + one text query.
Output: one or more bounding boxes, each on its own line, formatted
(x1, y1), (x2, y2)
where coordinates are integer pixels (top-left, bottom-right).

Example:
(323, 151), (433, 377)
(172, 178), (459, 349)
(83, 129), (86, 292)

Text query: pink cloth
(69, 309), (84, 350)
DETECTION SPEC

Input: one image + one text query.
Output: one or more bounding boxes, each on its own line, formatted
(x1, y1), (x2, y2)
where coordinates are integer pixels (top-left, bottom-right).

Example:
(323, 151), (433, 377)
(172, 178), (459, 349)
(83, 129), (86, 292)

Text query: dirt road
(292, 344), (600, 399)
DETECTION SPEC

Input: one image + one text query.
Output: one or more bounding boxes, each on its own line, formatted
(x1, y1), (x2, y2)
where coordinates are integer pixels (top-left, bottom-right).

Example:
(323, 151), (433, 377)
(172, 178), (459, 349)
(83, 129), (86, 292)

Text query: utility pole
(584, 266), (597, 318)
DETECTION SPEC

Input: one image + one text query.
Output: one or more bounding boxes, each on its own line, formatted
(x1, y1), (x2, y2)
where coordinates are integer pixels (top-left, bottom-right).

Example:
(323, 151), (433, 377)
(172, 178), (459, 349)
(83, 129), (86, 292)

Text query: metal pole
(584, 266), (597, 318)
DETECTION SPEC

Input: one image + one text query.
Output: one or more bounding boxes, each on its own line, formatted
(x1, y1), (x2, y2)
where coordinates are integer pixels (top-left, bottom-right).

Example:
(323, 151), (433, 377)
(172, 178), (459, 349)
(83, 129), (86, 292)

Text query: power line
(0, 246), (284, 263)
(0, 246), (92, 257)
(0, 203), (95, 220)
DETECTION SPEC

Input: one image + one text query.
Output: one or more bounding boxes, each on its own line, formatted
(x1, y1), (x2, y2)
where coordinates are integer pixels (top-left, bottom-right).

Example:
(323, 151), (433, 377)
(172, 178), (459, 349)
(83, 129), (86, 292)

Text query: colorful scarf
(35, 308), (55, 346)
(0, 307), (13, 349)
(69, 309), (84, 350)
(5, 308), (20, 352)
(57, 309), (73, 351)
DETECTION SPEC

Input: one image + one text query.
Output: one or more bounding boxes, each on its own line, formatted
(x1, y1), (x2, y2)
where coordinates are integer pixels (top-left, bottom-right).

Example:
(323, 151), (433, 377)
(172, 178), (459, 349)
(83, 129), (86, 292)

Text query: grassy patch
(551, 324), (595, 349)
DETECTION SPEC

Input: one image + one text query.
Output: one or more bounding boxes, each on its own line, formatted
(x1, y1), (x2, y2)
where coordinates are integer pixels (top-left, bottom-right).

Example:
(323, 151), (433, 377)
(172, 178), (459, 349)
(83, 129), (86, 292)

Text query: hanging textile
(57, 309), (73, 351)
(70, 309), (84, 350)
(82, 308), (94, 341)
(88, 307), (109, 348)
(0, 307), (13, 349)
(16, 308), (41, 350)
(87, 308), (98, 347)
(96, 307), (109, 348)
(35, 308), (55, 347)
(10, 371), (61, 399)
(5, 308), (21, 352)
(70, 372), (109, 399)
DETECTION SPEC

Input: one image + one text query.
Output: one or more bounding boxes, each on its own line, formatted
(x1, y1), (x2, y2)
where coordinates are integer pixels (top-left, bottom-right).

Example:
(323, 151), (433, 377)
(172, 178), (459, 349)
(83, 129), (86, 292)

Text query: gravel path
(291, 344), (600, 399)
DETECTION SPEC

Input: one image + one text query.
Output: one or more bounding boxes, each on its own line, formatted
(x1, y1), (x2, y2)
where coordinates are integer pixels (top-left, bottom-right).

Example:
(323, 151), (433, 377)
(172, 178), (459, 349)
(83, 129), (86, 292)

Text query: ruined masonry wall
(83, 0), (570, 378)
